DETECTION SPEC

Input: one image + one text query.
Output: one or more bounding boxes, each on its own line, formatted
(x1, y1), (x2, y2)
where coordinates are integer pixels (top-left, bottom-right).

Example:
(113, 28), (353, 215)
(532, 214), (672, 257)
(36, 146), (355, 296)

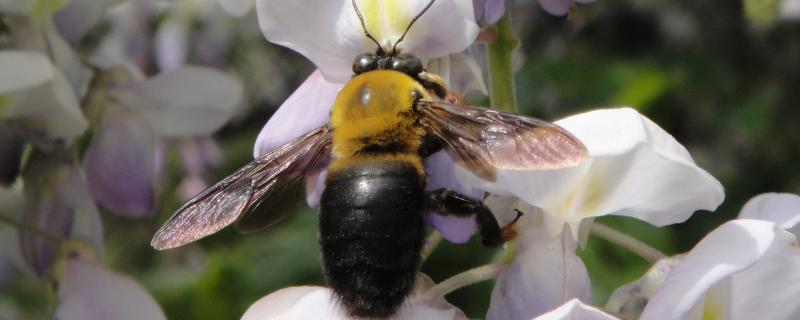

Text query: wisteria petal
(20, 154), (103, 276)
(0, 51), (87, 140)
(242, 286), (466, 320)
(728, 226), (800, 320)
(457, 108), (724, 238)
(483, 0), (506, 25)
(537, 0), (573, 16)
(640, 219), (798, 319)
(218, 0), (255, 17)
(606, 256), (682, 319)
(253, 70), (339, 157)
(0, 51), (52, 92)
(55, 257), (166, 320)
(738, 193), (800, 230)
(154, 14), (191, 71)
(424, 151), (479, 243)
(109, 66), (243, 138)
(533, 299), (619, 320)
(426, 53), (487, 96)
(53, 0), (104, 43)
(256, 0), (478, 82)
(487, 216), (591, 320)
(84, 105), (156, 218)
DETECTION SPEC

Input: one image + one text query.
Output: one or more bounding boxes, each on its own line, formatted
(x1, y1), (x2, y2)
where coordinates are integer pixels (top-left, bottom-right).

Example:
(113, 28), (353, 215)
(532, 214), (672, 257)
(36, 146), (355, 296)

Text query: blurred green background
(4, 0), (800, 319)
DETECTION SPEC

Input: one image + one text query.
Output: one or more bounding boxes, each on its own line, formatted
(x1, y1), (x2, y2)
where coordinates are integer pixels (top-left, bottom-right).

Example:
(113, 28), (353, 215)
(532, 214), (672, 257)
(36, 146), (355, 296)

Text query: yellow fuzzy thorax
(329, 70), (430, 161)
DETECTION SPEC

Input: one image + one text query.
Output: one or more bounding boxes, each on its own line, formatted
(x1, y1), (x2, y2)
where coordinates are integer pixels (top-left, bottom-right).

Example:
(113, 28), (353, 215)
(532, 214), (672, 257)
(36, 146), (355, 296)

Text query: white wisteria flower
(458, 107), (725, 238)
(458, 108), (724, 320)
(638, 193), (800, 320)
(242, 276), (468, 320)
(533, 299), (619, 320)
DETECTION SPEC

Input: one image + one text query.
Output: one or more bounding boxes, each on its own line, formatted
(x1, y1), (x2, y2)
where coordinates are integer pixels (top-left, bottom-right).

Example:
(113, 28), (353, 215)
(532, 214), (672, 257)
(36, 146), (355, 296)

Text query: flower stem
(486, 14), (519, 113)
(421, 231), (443, 261)
(0, 214), (64, 244)
(423, 262), (509, 299)
(589, 222), (666, 263)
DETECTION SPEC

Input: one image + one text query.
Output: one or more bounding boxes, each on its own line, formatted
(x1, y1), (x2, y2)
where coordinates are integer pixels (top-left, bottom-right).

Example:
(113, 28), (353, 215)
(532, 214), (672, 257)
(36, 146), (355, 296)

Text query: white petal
(109, 66), (243, 137)
(0, 51), (52, 93)
(0, 52), (87, 139)
(256, 0), (478, 82)
(533, 299), (619, 320)
(218, 0), (254, 16)
(640, 219), (791, 319)
(253, 70), (339, 158)
(729, 225), (800, 320)
(457, 108), (724, 238)
(242, 286), (466, 320)
(738, 193), (800, 230)
(606, 256), (682, 319)
(56, 258), (166, 320)
(487, 224), (591, 320)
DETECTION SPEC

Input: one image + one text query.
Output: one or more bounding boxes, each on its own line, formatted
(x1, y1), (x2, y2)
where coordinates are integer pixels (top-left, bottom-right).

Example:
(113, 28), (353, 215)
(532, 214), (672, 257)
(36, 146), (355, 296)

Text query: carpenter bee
(151, 0), (587, 318)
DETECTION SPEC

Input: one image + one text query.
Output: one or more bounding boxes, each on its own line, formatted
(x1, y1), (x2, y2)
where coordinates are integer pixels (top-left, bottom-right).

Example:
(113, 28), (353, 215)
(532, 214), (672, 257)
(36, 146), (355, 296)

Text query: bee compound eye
(390, 53), (423, 76)
(353, 53), (377, 74)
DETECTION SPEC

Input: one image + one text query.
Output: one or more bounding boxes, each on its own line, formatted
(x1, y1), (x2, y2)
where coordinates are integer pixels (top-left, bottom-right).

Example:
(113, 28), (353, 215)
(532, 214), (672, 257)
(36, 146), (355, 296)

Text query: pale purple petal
(538, 0), (573, 16)
(55, 257), (166, 320)
(84, 105), (156, 218)
(487, 219), (591, 320)
(640, 220), (795, 319)
(20, 160), (103, 276)
(305, 169), (327, 208)
(738, 193), (800, 230)
(533, 299), (619, 320)
(109, 66), (243, 138)
(256, 0), (478, 82)
(242, 286), (467, 320)
(154, 15), (190, 71)
(424, 151), (479, 244)
(426, 53), (487, 96)
(484, 0), (505, 25)
(53, 0), (103, 44)
(253, 70), (339, 158)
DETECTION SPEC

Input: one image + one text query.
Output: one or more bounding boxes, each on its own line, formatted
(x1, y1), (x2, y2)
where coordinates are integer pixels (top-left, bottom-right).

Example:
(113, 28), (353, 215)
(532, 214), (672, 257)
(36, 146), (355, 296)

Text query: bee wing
(151, 127), (332, 250)
(419, 101), (588, 181)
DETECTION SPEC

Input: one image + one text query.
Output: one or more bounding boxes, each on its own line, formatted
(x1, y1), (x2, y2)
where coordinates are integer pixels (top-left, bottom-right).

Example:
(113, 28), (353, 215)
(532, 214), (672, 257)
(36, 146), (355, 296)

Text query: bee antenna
(391, 0), (436, 54)
(352, 0), (385, 54)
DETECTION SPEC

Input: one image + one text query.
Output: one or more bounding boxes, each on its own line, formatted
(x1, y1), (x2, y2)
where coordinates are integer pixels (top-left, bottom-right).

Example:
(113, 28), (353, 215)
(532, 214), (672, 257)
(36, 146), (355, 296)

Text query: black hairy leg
(426, 188), (522, 247)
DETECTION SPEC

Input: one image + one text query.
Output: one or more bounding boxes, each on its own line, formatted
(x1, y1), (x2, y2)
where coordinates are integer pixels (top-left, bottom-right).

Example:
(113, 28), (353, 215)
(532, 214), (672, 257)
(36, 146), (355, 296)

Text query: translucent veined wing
(419, 101), (587, 181)
(151, 127), (331, 250)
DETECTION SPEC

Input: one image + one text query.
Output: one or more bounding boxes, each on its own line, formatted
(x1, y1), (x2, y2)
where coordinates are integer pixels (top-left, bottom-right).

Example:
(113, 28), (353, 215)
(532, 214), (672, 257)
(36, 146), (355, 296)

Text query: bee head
(351, 0), (432, 78)
(352, 52), (423, 78)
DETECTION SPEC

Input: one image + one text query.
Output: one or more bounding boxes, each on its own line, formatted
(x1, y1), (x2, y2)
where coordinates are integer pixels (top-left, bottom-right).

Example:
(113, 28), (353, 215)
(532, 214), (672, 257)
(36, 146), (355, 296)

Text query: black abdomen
(319, 160), (426, 318)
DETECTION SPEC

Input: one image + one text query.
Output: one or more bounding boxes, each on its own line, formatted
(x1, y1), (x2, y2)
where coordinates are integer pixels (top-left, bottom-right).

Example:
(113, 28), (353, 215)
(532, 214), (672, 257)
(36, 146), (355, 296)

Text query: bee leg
(426, 189), (520, 247)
